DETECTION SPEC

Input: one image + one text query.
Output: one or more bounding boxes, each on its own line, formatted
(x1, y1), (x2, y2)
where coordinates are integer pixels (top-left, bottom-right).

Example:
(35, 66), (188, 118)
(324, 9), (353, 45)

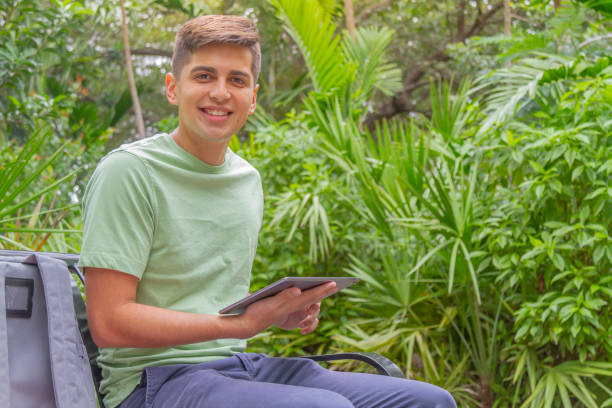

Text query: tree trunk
(553, 0), (561, 11)
(480, 379), (494, 408)
(268, 49), (276, 93)
(120, 0), (146, 139)
(457, 0), (467, 41)
(503, 0), (511, 36)
(344, 0), (357, 39)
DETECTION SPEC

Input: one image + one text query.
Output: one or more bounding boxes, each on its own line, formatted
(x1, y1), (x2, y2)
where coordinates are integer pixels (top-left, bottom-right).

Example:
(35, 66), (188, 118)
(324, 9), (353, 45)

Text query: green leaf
(530, 160), (546, 174)
(553, 225), (579, 237)
(545, 221), (568, 229)
(342, 26), (402, 99)
(572, 165), (584, 181)
(585, 187), (606, 200)
(594, 245), (606, 263)
(271, 0), (355, 95)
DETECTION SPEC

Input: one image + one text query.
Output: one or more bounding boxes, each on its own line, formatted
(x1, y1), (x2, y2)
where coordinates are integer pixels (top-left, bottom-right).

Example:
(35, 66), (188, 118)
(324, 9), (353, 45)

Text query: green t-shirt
(78, 133), (263, 408)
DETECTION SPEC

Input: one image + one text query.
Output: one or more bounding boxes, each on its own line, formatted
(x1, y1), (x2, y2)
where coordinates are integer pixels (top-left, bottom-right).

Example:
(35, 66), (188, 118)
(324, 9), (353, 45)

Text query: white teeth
(206, 109), (228, 116)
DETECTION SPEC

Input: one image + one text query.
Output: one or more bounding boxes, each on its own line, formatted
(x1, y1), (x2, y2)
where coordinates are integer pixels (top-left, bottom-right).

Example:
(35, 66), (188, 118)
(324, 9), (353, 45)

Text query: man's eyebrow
(229, 70), (251, 80)
(190, 66), (217, 75)
(189, 66), (251, 81)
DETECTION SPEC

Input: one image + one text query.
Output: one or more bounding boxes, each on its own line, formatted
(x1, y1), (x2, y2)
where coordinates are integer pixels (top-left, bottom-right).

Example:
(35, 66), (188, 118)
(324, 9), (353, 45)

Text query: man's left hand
(279, 302), (321, 334)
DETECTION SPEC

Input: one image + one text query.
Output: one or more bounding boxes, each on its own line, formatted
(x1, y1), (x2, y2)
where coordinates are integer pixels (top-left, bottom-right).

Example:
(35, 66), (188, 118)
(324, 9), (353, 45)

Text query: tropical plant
(0, 126), (81, 250)
(262, 0), (612, 406)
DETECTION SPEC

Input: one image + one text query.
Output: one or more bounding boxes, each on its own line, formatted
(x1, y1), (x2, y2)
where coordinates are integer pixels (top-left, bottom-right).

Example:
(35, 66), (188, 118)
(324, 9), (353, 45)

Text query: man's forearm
(92, 301), (250, 348)
(85, 267), (336, 349)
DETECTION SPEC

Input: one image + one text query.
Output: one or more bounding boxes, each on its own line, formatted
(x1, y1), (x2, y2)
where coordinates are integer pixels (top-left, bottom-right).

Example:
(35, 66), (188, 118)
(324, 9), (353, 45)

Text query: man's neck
(170, 128), (229, 166)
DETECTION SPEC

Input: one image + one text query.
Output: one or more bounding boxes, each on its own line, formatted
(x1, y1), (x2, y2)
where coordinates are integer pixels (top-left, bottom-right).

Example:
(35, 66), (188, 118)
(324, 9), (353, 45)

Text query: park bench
(0, 249), (404, 408)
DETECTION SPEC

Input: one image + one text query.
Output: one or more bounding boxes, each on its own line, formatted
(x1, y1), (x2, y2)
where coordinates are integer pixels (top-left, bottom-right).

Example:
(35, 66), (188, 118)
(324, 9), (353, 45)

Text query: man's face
(166, 43), (258, 145)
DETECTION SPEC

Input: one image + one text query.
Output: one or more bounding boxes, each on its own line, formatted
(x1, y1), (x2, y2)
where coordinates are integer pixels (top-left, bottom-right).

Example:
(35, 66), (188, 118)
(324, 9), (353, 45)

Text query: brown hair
(172, 15), (261, 84)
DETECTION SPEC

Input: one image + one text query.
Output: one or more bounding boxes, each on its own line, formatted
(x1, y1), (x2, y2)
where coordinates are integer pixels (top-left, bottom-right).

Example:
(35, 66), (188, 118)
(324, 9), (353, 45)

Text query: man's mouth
(201, 108), (231, 117)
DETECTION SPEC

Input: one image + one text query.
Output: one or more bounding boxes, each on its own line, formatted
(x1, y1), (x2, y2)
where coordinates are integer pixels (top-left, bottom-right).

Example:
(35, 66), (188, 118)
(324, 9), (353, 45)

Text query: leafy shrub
(256, 2), (612, 406)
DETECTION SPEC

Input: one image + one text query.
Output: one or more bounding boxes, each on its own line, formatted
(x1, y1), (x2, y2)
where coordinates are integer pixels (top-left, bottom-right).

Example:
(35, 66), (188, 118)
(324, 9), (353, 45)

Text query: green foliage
(484, 56), (612, 362)
(0, 0), (109, 251)
(342, 26), (403, 100)
(576, 0), (612, 15)
(270, 0), (356, 95)
(261, 2), (612, 406)
(0, 126), (82, 251)
(0, 0), (92, 93)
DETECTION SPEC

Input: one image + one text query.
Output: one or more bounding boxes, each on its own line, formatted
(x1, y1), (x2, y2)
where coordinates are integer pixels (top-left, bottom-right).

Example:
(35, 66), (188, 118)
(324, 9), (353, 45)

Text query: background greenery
(2, 0), (611, 406)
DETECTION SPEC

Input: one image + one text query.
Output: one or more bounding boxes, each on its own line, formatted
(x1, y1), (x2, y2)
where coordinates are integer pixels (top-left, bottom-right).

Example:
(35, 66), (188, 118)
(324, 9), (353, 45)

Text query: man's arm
(85, 267), (337, 348)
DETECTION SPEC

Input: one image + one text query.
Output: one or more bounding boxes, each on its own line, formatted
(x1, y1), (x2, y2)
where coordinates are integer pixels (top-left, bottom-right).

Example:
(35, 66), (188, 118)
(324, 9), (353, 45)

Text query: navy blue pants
(118, 353), (456, 408)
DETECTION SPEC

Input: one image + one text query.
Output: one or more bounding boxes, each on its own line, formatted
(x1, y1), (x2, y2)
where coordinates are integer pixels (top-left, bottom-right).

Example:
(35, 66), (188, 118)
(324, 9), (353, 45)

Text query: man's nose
(210, 80), (230, 101)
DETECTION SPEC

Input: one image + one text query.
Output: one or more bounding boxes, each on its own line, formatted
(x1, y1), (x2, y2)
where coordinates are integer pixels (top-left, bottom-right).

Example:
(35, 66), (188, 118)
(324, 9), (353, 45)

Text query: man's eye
(232, 77), (246, 85)
(195, 73), (211, 80)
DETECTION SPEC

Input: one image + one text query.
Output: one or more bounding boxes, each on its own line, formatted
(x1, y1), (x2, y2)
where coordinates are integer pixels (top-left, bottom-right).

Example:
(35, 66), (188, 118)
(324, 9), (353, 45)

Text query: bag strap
(69, 266), (104, 404)
(23, 253), (90, 408)
(0, 274), (11, 408)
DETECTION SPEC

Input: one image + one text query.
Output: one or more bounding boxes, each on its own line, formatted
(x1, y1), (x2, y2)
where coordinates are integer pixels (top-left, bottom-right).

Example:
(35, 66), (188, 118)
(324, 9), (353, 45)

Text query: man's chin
(196, 134), (233, 144)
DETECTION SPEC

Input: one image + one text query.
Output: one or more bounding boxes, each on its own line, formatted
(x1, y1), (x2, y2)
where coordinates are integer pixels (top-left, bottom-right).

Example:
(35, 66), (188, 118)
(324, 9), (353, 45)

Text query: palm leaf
(476, 54), (612, 135)
(342, 26), (402, 99)
(270, 0), (355, 95)
(0, 127), (49, 204)
(429, 79), (473, 143)
(520, 361), (612, 408)
(576, 0), (612, 15)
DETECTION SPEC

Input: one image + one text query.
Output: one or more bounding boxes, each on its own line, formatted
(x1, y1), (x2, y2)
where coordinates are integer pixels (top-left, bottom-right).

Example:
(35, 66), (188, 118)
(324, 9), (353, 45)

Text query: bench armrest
(302, 352), (404, 378)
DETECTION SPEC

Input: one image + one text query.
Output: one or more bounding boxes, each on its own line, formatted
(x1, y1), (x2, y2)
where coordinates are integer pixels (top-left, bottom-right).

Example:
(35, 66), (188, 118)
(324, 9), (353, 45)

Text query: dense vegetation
(1, 0), (611, 406)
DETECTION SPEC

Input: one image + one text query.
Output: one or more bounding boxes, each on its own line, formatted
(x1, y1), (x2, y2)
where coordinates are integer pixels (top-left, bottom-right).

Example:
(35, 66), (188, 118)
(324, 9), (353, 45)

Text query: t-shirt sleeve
(78, 150), (156, 279)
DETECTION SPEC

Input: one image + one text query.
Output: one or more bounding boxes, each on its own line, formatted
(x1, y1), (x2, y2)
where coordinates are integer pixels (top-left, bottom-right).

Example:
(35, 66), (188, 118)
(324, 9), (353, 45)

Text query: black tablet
(218, 276), (359, 315)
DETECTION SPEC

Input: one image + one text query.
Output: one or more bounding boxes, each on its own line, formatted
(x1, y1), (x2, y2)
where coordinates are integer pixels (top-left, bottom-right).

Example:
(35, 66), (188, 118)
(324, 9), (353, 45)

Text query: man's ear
(249, 84), (259, 115)
(166, 73), (178, 106)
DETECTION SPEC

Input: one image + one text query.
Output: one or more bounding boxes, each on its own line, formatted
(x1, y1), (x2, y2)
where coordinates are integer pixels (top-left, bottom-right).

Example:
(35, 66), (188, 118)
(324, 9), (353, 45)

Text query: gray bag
(0, 253), (96, 408)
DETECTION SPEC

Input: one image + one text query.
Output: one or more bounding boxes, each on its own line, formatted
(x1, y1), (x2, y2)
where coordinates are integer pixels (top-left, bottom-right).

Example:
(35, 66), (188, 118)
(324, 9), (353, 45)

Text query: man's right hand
(238, 282), (337, 337)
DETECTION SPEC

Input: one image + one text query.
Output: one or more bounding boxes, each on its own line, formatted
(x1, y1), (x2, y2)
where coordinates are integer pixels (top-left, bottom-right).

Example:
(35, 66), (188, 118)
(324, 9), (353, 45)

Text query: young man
(80, 15), (456, 408)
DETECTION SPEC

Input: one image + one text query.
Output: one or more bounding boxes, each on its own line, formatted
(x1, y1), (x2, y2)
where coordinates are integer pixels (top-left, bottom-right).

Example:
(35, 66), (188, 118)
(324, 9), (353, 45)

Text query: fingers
(299, 318), (319, 335)
(298, 303), (321, 334)
(262, 284), (334, 333)
(274, 282), (335, 313)
(277, 286), (302, 301)
(294, 282), (337, 308)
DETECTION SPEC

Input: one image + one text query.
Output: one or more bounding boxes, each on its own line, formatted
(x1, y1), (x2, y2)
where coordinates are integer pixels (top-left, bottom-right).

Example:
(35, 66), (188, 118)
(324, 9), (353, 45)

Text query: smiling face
(166, 43), (258, 164)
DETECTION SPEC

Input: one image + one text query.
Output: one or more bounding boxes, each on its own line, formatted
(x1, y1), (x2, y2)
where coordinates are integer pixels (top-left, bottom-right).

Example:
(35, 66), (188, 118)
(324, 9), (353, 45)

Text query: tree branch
(131, 47), (172, 58)
(344, 0), (357, 39)
(579, 33), (612, 48)
(120, 0), (146, 139)
(356, 0), (392, 22)
(459, 1), (504, 41)
(364, 1), (504, 127)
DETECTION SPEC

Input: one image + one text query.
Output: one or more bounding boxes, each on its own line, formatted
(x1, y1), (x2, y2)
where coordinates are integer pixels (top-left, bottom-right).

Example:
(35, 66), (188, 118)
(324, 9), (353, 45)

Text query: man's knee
(246, 388), (353, 408)
(385, 379), (456, 408)
(295, 390), (354, 408)
(418, 385), (457, 408)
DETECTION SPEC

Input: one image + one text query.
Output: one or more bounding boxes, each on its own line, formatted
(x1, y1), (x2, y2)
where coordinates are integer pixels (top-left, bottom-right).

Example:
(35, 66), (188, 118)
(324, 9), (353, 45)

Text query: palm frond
(476, 54), (612, 135)
(269, 189), (333, 263)
(576, 0), (612, 15)
(270, 0), (355, 95)
(429, 79), (474, 143)
(342, 26), (402, 99)
(0, 126), (81, 221)
(518, 360), (612, 408)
